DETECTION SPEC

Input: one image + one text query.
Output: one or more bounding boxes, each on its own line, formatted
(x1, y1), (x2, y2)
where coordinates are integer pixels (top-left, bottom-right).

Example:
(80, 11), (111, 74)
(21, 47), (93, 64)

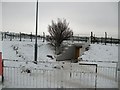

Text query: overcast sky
(1, 1), (118, 38)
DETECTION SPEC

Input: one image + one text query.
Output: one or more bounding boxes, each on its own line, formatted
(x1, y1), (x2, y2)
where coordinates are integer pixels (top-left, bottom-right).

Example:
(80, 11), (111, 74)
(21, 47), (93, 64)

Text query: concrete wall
(79, 39), (90, 56)
(56, 38), (91, 61)
(56, 45), (75, 61)
(80, 47), (85, 56)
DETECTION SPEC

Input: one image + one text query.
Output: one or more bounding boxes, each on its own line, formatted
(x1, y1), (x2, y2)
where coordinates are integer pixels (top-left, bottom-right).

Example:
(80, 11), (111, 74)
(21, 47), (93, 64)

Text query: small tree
(48, 18), (73, 54)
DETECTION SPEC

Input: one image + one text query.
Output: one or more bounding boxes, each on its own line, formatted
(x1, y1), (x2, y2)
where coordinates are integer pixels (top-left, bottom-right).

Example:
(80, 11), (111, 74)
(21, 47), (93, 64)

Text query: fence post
(30, 32), (32, 42)
(10, 34), (12, 41)
(1, 33), (3, 41)
(13, 33), (14, 39)
(78, 34), (79, 42)
(43, 32), (45, 42)
(93, 34), (95, 44)
(105, 32), (107, 45)
(111, 37), (112, 45)
(86, 37), (87, 42)
(4, 32), (6, 39)
(71, 35), (74, 43)
(20, 32), (21, 41)
(91, 32), (93, 43)
(24, 34), (25, 39)
(101, 37), (102, 43)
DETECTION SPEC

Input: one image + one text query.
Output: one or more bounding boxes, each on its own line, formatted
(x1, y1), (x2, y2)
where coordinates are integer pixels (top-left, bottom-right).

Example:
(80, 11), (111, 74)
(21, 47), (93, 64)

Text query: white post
(115, 62), (118, 81)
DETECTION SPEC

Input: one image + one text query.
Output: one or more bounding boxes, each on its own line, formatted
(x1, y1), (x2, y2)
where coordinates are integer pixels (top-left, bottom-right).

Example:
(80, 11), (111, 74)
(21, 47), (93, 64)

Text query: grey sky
(2, 2), (118, 38)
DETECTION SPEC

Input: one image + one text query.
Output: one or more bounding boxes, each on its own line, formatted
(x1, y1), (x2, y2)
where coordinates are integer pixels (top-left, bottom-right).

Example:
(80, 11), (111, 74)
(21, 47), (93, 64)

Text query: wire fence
(1, 32), (120, 44)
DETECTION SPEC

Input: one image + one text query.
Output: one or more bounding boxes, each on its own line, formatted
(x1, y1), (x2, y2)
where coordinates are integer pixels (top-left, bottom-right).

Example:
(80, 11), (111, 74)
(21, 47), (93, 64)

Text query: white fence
(3, 62), (118, 88)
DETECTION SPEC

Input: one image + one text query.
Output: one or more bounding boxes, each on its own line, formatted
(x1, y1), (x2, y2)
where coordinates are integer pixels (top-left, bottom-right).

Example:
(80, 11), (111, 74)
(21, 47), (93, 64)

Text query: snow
(2, 39), (55, 62)
(80, 43), (119, 68)
(79, 43), (119, 88)
(0, 38), (119, 88)
(81, 43), (118, 62)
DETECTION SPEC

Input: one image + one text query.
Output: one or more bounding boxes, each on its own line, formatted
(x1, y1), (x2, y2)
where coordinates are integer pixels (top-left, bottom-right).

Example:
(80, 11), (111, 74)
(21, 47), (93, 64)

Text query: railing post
(111, 37), (112, 45)
(95, 64), (97, 89)
(115, 62), (118, 81)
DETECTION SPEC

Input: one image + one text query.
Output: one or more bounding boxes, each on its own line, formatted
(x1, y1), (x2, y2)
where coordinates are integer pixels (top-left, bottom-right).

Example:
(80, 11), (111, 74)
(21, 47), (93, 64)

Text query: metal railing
(3, 64), (97, 88)
(3, 60), (118, 88)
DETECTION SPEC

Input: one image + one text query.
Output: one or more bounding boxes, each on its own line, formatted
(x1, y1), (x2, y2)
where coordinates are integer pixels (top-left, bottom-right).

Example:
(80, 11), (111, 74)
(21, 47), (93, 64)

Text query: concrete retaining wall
(56, 38), (91, 61)
(56, 45), (75, 61)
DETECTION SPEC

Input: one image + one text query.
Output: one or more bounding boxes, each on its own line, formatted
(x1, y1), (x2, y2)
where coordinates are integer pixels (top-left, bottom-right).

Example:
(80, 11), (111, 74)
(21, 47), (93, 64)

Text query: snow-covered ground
(0, 38), (119, 88)
(81, 43), (118, 62)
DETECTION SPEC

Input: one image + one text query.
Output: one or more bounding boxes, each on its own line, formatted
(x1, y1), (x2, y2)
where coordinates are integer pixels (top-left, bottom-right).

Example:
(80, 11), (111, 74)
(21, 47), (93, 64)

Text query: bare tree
(48, 18), (73, 54)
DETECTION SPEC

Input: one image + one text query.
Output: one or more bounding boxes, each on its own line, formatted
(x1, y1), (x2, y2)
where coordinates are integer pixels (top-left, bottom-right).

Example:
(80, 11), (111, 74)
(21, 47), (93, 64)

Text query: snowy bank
(81, 43), (118, 62)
